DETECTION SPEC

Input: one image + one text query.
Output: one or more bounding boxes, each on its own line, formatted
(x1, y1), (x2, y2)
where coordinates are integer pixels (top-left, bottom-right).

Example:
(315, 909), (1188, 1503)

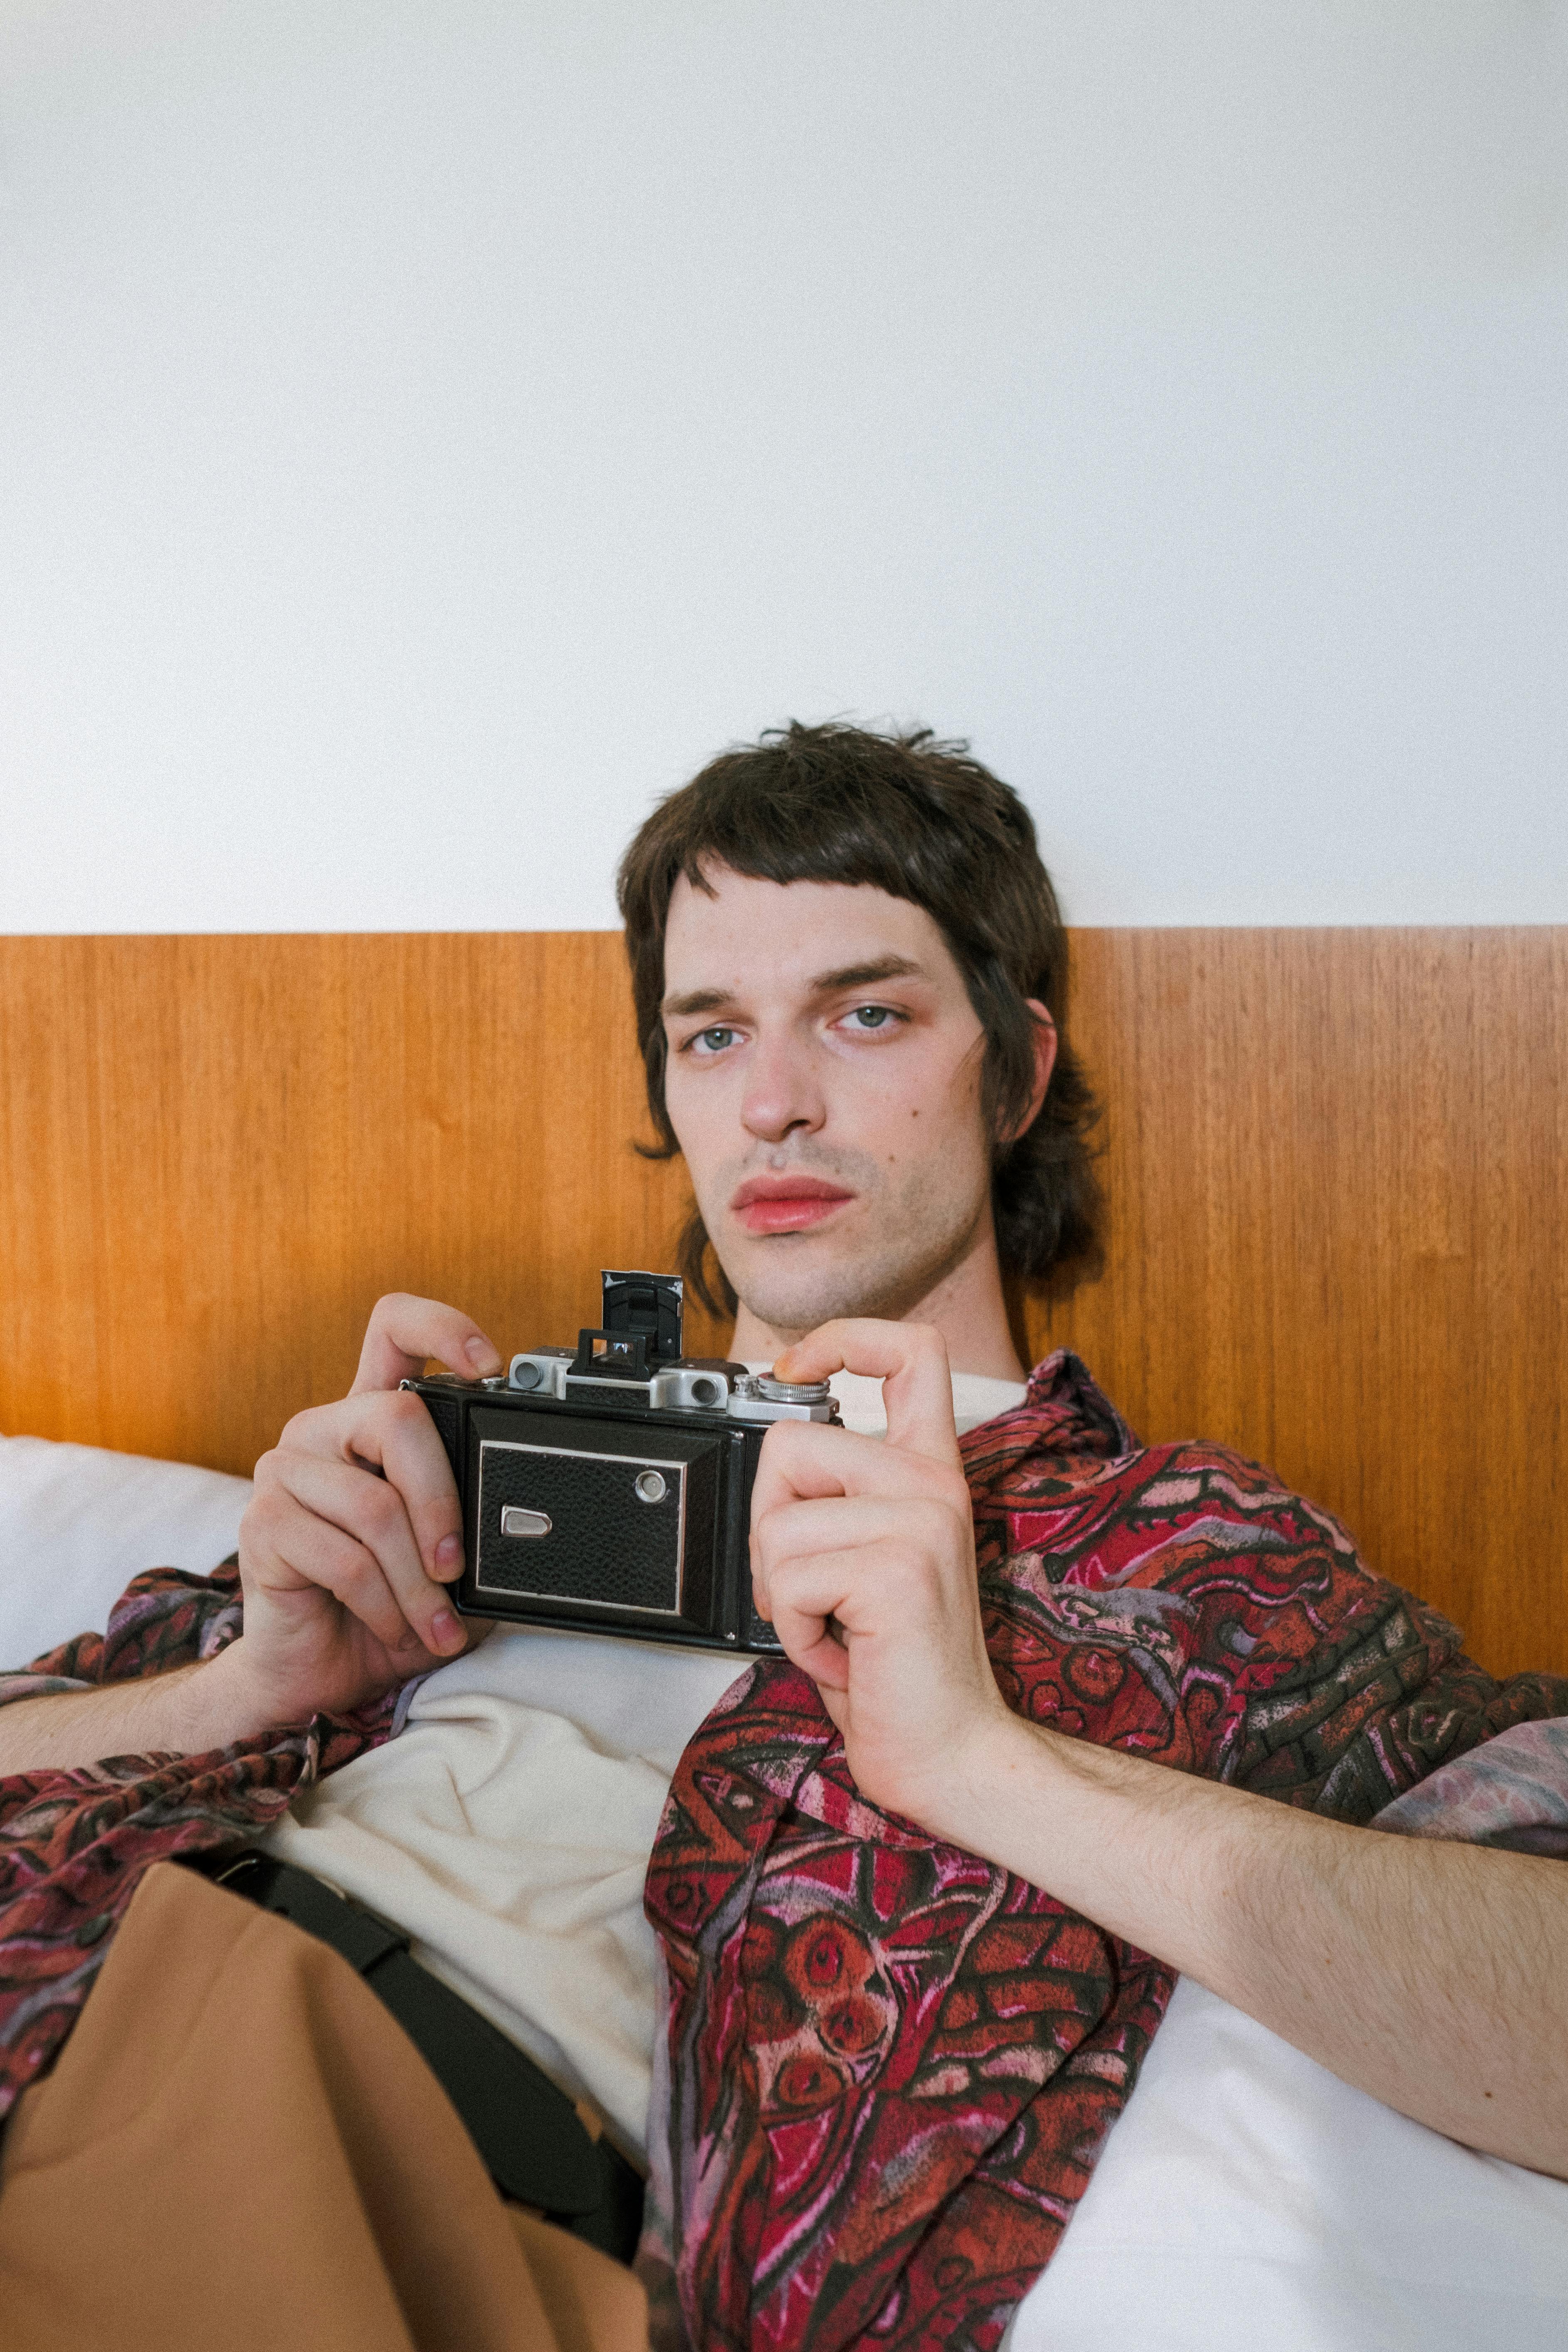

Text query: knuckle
(333, 1544), (381, 1600)
(359, 1481), (403, 1536)
(243, 1484), (287, 1539)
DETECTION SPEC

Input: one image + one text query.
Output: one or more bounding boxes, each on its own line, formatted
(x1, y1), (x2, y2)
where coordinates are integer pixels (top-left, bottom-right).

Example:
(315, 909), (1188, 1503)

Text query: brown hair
(616, 720), (1102, 1315)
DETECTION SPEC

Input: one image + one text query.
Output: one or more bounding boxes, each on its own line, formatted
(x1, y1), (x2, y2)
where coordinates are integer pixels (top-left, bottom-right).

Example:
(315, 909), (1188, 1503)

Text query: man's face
(660, 865), (998, 1337)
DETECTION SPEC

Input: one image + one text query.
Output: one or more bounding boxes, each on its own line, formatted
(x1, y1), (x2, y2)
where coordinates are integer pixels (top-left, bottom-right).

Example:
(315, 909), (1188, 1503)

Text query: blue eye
(694, 1026), (736, 1052)
(849, 1005), (892, 1030)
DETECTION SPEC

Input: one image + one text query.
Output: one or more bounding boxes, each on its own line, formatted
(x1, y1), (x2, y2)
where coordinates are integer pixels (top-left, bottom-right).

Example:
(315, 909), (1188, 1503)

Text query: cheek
(884, 1045), (986, 1158)
(662, 1062), (731, 1188)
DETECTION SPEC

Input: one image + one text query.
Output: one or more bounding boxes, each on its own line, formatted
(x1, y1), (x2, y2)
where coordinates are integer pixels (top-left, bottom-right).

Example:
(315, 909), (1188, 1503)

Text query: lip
(730, 1173), (856, 1236)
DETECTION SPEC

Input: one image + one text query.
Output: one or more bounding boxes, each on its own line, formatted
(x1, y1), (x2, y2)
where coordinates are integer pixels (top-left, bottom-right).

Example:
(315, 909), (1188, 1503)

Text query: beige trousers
(0, 1862), (648, 2352)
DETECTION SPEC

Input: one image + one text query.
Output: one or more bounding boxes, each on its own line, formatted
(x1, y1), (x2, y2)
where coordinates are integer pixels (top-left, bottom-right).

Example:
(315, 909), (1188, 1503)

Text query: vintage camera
(404, 1271), (840, 1655)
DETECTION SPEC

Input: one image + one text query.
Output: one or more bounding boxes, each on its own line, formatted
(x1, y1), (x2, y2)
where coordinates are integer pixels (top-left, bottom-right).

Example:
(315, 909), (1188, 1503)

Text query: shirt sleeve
(1231, 1569), (1568, 1822)
(1369, 1715), (1568, 1855)
(0, 1557), (245, 1711)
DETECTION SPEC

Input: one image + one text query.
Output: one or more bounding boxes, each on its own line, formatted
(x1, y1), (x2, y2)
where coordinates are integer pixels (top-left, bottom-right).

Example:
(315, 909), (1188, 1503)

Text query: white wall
(1, 1), (1563, 933)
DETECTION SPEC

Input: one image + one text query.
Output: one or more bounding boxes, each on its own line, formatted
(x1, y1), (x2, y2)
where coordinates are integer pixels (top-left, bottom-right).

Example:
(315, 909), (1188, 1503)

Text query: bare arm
(0, 1652), (275, 1777)
(948, 1708), (1568, 2176)
(0, 1295), (503, 1778)
(751, 1317), (1568, 2180)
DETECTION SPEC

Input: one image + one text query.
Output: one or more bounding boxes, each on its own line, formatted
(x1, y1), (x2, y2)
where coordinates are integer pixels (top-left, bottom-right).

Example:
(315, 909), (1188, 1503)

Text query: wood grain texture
(1, 928), (1562, 1679)
(1033, 930), (1567, 1684)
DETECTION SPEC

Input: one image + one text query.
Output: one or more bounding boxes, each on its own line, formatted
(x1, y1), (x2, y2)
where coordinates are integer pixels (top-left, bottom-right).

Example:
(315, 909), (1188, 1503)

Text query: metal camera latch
(500, 1507), (552, 1539)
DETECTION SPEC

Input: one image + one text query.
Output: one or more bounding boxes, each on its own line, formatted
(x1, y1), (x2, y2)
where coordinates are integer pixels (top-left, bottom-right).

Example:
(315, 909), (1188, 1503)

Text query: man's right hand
(216, 1294), (503, 1729)
(0, 1295), (504, 1778)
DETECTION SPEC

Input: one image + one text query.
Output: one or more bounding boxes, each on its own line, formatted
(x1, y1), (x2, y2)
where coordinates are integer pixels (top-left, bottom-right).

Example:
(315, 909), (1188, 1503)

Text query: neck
(728, 1223), (1030, 1384)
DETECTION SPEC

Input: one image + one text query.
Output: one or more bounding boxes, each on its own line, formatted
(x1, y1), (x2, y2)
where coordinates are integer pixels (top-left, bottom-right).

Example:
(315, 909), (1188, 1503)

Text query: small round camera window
(634, 1470), (668, 1505)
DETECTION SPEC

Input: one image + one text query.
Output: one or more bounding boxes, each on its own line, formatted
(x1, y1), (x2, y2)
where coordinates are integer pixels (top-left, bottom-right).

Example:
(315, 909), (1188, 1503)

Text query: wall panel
(2, 928), (1562, 1678)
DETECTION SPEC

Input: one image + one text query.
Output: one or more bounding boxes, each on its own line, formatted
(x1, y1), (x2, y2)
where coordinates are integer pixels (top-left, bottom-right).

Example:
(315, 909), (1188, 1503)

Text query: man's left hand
(748, 1319), (1012, 1835)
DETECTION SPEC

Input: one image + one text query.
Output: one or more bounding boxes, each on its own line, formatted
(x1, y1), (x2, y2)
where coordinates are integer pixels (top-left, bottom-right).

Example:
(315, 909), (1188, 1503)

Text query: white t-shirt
(260, 1368), (1026, 2156)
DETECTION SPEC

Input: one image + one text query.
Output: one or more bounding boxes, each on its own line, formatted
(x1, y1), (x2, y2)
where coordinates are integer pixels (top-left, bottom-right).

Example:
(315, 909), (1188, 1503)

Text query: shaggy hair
(616, 720), (1102, 1316)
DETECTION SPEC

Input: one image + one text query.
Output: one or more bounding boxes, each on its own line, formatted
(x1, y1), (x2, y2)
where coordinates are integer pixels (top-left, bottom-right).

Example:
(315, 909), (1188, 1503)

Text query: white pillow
(0, 1433), (252, 1669)
(1005, 1973), (1568, 2351)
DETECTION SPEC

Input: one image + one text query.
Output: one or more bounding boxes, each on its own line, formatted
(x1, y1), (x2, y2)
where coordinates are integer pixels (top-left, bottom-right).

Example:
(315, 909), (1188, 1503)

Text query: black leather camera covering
(471, 1408), (723, 1632)
(410, 1375), (784, 1653)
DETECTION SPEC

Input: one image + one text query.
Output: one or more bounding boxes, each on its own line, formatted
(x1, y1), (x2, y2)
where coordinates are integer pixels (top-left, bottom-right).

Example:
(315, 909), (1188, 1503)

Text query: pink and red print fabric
(638, 1354), (1568, 2351)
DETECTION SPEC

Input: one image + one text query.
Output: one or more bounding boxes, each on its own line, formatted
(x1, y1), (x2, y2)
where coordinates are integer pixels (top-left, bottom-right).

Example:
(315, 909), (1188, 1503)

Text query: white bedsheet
(1004, 1972), (1568, 2350)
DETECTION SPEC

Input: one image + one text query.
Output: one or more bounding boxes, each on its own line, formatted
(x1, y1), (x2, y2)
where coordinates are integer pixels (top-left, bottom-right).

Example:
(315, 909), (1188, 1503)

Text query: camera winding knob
(754, 1375), (833, 1405)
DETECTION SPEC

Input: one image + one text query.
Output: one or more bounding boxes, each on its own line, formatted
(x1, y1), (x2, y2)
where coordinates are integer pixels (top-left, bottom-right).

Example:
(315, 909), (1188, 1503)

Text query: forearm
(0, 1646), (279, 1777)
(947, 1716), (1568, 2177)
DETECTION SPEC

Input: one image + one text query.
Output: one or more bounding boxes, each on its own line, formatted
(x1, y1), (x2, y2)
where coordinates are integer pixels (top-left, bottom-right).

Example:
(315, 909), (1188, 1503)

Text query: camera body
(404, 1272), (840, 1655)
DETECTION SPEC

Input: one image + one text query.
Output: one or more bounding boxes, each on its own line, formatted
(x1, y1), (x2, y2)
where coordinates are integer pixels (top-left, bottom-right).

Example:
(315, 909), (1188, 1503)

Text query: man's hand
(753, 1318), (1568, 2181)
(218, 1294), (503, 1728)
(0, 1294), (504, 1775)
(748, 1319), (1011, 1833)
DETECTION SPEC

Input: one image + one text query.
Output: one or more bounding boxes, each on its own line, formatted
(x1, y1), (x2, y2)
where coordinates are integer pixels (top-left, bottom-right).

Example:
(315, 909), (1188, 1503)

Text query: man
(1, 724), (1565, 2350)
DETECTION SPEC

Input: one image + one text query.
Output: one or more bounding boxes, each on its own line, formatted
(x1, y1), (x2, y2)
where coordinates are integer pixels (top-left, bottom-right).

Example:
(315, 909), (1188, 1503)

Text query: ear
(1010, 1000), (1057, 1141)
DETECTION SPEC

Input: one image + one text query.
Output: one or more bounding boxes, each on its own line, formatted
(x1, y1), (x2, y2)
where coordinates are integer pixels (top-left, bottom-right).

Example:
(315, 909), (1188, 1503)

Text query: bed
(2, 924), (1566, 2346)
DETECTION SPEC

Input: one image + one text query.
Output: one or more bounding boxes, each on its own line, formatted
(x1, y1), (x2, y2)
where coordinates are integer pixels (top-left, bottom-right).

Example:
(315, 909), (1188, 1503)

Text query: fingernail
(431, 1610), (464, 1654)
(466, 1335), (501, 1372)
(435, 1533), (463, 1575)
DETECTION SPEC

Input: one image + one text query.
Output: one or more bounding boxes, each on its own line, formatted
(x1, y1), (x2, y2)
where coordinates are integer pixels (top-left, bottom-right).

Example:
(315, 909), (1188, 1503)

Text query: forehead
(661, 867), (964, 998)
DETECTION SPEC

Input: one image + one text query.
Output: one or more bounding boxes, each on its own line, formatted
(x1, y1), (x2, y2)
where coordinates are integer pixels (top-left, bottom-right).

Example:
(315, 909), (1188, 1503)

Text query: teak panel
(0, 928), (1562, 1680)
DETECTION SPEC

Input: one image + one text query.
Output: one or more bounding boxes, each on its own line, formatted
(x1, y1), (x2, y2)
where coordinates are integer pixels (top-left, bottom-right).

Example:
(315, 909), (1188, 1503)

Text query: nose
(740, 1025), (826, 1147)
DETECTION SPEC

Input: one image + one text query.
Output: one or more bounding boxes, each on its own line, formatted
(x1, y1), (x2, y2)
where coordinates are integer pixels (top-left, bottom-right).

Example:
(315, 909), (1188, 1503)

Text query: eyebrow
(661, 954), (929, 1021)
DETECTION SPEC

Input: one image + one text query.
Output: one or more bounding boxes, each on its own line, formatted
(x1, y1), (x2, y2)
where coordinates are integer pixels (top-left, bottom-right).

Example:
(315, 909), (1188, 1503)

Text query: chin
(724, 1230), (964, 1338)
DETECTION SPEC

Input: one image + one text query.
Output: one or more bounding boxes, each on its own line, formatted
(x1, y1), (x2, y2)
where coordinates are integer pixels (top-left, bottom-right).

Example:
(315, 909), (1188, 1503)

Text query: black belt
(180, 1849), (645, 2265)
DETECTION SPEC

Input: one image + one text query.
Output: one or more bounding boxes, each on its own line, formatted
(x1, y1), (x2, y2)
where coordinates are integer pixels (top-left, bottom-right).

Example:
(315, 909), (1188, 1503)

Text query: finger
(266, 1448), (466, 1656)
(754, 1491), (968, 1583)
(351, 1292), (503, 1395)
(755, 1557), (852, 1693)
(277, 1389), (466, 1585)
(749, 1414), (961, 1533)
(245, 1486), (441, 1658)
(758, 1536), (938, 1689)
(771, 1320), (961, 1468)
(754, 1522), (954, 1634)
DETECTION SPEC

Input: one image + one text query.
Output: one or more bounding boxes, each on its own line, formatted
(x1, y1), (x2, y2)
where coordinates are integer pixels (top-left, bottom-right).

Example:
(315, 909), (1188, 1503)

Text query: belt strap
(180, 1850), (644, 2264)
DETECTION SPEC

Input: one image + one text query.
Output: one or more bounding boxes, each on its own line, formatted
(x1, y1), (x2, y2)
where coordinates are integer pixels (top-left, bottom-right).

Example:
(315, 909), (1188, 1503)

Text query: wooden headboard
(2, 928), (1562, 1679)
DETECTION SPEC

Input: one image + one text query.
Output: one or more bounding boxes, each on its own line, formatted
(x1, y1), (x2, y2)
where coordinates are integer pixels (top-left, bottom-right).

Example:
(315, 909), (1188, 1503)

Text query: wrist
(931, 1707), (1169, 1914)
(176, 1642), (290, 1753)
(925, 1703), (1050, 1857)
(948, 1711), (1274, 1981)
